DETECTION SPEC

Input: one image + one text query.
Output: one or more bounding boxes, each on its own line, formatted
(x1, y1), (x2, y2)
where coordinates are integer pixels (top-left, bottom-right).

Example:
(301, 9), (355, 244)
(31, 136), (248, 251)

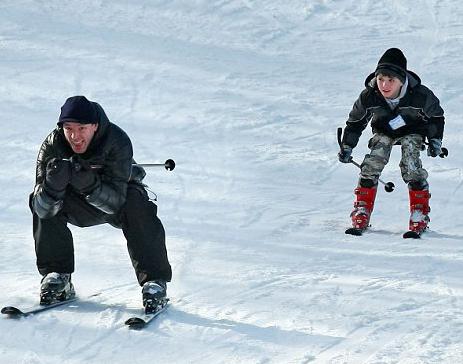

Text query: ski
(1, 297), (78, 318)
(345, 227), (365, 236)
(2, 289), (169, 327)
(1, 290), (104, 319)
(125, 299), (169, 330)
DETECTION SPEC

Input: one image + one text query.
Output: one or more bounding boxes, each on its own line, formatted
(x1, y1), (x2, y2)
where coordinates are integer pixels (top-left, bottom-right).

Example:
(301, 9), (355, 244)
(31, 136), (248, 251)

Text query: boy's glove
(427, 138), (442, 157)
(338, 145), (353, 163)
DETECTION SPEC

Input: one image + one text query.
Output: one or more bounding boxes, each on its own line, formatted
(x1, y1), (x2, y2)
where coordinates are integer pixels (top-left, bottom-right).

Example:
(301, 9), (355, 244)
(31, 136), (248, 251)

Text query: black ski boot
(40, 273), (75, 305)
(142, 280), (167, 314)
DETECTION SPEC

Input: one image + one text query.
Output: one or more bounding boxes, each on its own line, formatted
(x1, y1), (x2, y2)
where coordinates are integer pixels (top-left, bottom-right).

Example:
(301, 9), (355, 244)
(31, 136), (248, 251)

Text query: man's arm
(31, 132), (66, 219)
(84, 126), (133, 214)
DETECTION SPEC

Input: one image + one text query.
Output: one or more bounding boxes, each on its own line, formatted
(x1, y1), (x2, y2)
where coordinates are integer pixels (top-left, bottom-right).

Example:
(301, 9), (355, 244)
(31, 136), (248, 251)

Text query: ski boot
(346, 186), (377, 235)
(40, 272), (75, 305)
(142, 280), (168, 314)
(404, 189), (430, 238)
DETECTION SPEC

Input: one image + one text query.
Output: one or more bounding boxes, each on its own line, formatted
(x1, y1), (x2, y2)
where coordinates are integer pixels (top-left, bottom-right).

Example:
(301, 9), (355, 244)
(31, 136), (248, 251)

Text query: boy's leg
(359, 133), (394, 186)
(400, 135), (431, 232)
(120, 184), (172, 286)
(349, 133), (394, 230)
(399, 134), (429, 189)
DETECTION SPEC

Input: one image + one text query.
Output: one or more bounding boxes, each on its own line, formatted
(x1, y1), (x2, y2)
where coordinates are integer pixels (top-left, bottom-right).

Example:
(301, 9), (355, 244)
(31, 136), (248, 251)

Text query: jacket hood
(91, 102), (110, 139)
(82, 102), (110, 155)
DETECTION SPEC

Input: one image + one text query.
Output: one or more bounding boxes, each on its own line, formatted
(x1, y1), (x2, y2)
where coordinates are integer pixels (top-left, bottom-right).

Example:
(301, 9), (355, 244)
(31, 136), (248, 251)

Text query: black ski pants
(31, 183), (172, 286)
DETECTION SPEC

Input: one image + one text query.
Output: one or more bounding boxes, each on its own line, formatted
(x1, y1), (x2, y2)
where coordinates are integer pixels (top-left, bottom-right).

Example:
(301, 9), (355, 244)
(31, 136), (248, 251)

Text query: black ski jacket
(341, 71), (445, 148)
(32, 103), (145, 219)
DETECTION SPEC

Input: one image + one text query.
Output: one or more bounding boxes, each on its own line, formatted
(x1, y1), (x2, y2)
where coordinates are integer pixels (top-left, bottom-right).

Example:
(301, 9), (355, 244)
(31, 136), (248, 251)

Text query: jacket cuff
(33, 186), (64, 219)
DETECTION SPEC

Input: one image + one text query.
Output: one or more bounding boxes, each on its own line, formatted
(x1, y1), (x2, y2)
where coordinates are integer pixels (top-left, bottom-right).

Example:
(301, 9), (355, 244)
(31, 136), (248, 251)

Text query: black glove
(427, 138), (442, 157)
(69, 156), (99, 194)
(44, 158), (72, 198)
(338, 145), (353, 163)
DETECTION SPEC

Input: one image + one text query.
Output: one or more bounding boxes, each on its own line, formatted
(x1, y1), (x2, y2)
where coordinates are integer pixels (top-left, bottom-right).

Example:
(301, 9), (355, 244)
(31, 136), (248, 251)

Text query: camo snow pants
(359, 133), (428, 189)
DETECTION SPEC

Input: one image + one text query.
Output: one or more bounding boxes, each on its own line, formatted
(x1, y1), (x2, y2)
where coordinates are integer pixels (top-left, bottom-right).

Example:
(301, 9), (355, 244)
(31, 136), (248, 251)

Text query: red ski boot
(345, 186), (377, 235)
(403, 189), (430, 239)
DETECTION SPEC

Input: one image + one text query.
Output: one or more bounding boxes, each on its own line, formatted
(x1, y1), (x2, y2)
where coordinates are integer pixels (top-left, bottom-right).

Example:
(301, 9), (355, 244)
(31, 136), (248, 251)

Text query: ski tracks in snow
(2, 1), (463, 363)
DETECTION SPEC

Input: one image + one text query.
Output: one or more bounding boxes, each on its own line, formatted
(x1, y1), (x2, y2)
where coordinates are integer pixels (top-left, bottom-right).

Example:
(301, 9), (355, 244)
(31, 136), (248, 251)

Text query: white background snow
(1, 1), (462, 363)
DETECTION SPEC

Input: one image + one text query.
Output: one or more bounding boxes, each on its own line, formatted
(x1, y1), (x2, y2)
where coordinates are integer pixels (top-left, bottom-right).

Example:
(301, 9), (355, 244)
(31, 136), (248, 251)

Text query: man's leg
(120, 184), (172, 286)
(32, 200), (75, 276)
(31, 192), (110, 276)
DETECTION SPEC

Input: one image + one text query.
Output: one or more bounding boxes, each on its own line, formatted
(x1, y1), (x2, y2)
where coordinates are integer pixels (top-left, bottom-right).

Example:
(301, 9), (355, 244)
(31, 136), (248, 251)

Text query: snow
(1, 0), (463, 363)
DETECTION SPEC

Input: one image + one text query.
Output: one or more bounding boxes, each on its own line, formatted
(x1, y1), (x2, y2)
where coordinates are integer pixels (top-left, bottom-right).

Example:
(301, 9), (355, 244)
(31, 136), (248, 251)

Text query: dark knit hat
(374, 48), (407, 83)
(58, 96), (97, 125)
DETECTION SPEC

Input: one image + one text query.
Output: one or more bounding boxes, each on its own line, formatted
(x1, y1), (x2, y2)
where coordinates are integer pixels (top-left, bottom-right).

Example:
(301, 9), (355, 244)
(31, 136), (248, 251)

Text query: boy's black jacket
(342, 70), (445, 148)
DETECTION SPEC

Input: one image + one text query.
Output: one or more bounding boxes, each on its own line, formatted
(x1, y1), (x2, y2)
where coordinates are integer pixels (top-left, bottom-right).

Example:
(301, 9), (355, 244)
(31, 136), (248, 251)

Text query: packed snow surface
(1, 1), (462, 363)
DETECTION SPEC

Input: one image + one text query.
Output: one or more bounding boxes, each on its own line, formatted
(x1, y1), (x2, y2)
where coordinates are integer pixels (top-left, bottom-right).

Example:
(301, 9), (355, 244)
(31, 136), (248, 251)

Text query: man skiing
(30, 95), (172, 312)
(338, 48), (445, 237)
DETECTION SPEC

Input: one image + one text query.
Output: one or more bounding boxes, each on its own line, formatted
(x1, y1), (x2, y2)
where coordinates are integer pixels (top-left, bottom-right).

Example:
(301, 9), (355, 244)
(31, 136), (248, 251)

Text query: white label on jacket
(389, 115), (406, 130)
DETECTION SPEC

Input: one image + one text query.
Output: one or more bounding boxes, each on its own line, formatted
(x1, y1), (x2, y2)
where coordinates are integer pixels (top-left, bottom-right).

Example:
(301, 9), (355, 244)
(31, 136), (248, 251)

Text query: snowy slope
(1, 1), (463, 363)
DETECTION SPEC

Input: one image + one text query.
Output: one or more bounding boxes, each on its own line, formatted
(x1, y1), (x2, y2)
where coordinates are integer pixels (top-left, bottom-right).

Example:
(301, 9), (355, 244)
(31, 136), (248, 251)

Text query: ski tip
(345, 228), (364, 236)
(403, 231), (421, 239)
(1, 306), (25, 317)
(125, 317), (147, 329)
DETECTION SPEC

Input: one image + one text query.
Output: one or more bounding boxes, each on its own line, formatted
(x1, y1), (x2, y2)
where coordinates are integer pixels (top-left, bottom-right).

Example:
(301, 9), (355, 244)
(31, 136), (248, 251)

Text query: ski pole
(67, 158), (176, 171)
(134, 159), (176, 171)
(92, 159), (176, 171)
(337, 127), (395, 193)
(348, 158), (395, 192)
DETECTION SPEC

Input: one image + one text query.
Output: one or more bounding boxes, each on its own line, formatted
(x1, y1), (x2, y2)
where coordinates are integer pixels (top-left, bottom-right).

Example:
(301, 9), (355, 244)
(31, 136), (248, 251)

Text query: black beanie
(58, 96), (98, 125)
(374, 48), (407, 83)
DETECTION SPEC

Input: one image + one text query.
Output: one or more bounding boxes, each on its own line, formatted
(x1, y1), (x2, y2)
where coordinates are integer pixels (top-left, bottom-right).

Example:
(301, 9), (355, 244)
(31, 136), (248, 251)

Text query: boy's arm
(423, 92), (445, 140)
(342, 90), (370, 148)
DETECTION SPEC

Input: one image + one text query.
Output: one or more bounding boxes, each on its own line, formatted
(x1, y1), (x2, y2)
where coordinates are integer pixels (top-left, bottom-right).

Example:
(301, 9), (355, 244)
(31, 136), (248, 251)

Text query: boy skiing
(338, 48), (445, 238)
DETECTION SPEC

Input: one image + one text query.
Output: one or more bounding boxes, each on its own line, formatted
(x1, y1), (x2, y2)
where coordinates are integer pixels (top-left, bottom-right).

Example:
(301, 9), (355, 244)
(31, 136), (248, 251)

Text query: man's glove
(44, 158), (72, 198)
(338, 145), (353, 163)
(69, 156), (99, 194)
(427, 138), (442, 157)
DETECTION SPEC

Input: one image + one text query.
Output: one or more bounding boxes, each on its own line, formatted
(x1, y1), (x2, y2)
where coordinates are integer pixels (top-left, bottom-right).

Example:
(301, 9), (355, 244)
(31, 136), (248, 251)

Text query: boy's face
(376, 74), (403, 99)
(63, 121), (98, 154)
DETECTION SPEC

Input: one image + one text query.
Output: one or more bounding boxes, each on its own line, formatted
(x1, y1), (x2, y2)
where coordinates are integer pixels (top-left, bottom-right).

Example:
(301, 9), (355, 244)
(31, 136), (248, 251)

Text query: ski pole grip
(337, 127), (343, 148)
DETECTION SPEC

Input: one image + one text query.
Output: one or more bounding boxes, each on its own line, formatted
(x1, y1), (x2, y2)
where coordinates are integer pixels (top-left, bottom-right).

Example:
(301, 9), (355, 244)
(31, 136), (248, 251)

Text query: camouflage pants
(360, 133), (428, 188)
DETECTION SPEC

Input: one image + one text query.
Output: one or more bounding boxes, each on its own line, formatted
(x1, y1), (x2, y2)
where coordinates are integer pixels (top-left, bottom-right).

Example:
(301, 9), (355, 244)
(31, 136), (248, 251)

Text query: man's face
(63, 122), (98, 154)
(376, 74), (403, 99)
